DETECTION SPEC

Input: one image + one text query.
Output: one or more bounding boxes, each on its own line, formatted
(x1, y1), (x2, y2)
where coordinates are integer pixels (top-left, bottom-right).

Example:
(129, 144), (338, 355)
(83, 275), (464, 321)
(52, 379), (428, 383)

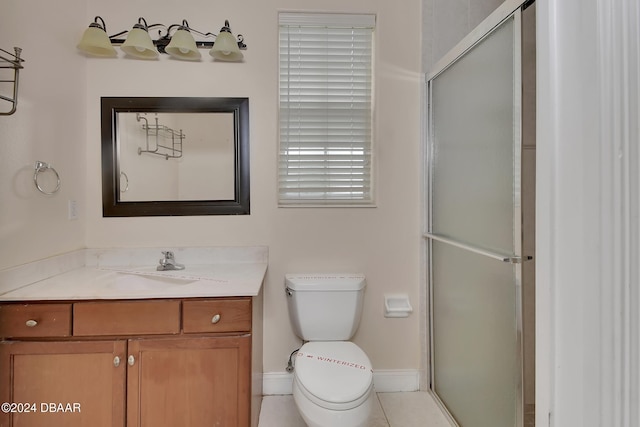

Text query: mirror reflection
(118, 112), (235, 201)
(101, 97), (250, 217)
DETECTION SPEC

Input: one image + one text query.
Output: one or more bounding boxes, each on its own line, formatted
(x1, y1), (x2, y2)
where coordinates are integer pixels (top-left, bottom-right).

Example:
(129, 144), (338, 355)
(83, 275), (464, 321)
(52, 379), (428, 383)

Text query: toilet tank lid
(285, 274), (366, 291)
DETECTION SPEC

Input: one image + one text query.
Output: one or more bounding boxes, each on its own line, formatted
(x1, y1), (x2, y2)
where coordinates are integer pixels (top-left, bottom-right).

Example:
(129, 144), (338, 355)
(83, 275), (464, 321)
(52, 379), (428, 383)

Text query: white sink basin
(109, 272), (196, 291)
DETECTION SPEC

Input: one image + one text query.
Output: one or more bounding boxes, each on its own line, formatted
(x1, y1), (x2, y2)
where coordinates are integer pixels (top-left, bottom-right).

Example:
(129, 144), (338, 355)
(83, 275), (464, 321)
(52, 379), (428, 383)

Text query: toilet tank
(285, 274), (366, 341)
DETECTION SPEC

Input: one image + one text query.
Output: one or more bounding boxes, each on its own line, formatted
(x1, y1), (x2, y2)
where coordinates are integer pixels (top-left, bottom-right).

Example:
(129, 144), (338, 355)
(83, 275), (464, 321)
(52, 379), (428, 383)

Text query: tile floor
(258, 391), (453, 427)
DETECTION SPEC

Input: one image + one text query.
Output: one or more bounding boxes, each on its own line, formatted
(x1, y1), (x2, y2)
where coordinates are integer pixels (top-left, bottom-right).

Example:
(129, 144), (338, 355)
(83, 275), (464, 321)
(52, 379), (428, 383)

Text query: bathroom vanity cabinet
(0, 297), (262, 427)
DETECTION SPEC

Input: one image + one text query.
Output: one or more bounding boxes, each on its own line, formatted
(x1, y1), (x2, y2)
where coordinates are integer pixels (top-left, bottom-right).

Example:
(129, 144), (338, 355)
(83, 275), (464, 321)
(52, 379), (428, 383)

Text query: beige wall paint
(2, 0), (422, 375)
(1, 0), (509, 378)
(79, 0), (423, 373)
(0, 0), (87, 270)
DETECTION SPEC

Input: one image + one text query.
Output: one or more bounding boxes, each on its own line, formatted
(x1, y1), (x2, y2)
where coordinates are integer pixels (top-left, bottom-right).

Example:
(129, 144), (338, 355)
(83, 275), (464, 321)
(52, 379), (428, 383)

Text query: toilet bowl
(292, 341), (374, 427)
(285, 274), (373, 427)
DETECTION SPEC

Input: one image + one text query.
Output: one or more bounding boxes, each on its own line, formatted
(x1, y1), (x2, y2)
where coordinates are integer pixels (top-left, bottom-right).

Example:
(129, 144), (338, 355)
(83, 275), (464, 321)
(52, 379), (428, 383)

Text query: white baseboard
(372, 369), (421, 392)
(263, 372), (295, 395)
(263, 370), (421, 395)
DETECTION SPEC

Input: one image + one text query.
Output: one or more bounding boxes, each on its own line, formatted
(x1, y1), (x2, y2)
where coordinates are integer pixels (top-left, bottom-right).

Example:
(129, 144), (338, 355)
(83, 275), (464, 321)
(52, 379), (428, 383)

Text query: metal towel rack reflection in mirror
(424, 232), (533, 264)
(34, 161), (61, 195)
(136, 113), (184, 160)
(0, 47), (24, 116)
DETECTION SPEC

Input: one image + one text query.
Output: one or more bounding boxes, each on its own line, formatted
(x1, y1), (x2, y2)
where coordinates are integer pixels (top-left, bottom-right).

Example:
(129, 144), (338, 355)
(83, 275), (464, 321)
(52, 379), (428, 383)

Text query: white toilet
(285, 274), (374, 427)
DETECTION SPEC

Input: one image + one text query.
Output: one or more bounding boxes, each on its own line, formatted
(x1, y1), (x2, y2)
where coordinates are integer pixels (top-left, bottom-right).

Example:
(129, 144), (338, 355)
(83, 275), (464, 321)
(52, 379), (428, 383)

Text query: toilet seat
(294, 341), (373, 411)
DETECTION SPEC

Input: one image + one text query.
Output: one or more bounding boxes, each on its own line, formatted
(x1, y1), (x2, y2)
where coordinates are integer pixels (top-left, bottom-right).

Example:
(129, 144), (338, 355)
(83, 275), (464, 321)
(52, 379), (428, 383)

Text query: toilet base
(292, 378), (374, 427)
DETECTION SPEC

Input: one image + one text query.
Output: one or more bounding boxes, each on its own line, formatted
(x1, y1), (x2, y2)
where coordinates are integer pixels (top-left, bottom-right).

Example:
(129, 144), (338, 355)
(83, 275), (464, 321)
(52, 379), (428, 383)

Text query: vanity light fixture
(120, 18), (159, 59)
(165, 23), (201, 61)
(77, 16), (247, 62)
(76, 17), (117, 57)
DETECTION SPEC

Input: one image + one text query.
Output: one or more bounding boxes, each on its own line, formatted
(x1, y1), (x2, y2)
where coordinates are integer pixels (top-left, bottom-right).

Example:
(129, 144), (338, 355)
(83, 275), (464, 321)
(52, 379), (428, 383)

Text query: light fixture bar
(77, 16), (247, 61)
(107, 36), (247, 52)
(106, 39), (247, 50)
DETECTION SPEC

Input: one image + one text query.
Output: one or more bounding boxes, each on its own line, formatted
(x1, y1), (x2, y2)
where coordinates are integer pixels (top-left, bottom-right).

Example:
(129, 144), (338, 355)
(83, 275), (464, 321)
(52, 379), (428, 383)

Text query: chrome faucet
(157, 251), (185, 271)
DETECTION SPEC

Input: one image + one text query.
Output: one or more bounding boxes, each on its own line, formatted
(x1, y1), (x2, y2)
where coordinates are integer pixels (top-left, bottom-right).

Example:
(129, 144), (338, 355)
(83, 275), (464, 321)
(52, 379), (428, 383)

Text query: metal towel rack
(424, 232), (532, 264)
(136, 113), (185, 160)
(0, 47), (24, 116)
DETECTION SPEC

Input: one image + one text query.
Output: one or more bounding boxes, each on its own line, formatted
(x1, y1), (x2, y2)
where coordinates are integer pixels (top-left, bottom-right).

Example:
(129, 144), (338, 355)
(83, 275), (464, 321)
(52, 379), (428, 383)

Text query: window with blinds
(278, 13), (375, 205)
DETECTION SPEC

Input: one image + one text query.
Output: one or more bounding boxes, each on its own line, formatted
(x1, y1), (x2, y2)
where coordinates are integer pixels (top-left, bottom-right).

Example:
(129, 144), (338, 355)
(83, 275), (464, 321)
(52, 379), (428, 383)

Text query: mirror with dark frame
(101, 97), (249, 216)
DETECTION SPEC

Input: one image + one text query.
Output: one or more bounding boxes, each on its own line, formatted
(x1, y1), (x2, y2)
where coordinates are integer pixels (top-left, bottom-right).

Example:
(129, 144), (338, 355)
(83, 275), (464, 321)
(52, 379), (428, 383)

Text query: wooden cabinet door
(0, 340), (126, 427)
(127, 335), (251, 427)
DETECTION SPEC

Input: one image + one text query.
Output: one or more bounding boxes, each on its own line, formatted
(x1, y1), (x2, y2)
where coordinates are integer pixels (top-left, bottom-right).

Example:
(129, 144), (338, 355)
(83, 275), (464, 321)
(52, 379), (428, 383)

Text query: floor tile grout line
(376, 393), (392, 427)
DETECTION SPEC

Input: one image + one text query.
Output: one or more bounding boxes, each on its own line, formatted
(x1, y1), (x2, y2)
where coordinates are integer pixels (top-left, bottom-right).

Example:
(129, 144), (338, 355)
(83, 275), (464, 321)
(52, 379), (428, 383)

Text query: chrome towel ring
(34, 161), (61, 195)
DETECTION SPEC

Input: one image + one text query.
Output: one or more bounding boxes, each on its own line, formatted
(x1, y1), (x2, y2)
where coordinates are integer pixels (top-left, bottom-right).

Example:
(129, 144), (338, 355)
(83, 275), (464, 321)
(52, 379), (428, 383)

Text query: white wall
(77, 0), (423, 375)
(0, 0), (87, 270)
(537, 0), (640, 425)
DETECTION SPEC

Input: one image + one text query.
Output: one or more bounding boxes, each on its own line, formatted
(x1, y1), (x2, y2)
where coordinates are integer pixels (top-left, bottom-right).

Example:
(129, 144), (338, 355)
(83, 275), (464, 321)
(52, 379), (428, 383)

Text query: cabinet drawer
(183, 298), (251, 333)
(73, 300), (180, 336)
(0, 304), (72, 338)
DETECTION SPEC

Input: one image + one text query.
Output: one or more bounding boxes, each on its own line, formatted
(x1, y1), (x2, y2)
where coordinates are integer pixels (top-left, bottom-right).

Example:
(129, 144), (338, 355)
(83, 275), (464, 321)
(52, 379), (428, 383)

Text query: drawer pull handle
(114, 356), (121, 367)
(25, 319), (38, 327)
(211, 314), (221, 324)
(128, 355), (135, 366)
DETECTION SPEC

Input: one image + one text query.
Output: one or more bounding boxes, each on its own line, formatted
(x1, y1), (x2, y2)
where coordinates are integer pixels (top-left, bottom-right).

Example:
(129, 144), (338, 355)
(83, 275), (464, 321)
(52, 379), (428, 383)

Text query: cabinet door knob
(114, 356), (121, 367)
(25, 319), (38, 327)
(211, 314), (221, 324)
(128, 355), (135, 366)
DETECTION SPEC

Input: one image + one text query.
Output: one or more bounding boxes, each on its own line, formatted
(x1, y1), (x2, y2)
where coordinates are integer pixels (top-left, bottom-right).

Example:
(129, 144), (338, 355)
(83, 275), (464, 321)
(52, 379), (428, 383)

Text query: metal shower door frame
(424, 0), (532, 425)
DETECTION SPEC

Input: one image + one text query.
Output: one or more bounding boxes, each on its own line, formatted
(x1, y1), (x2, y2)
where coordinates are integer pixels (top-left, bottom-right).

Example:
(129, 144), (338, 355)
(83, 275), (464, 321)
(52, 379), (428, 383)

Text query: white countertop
(0, 264), (267, 301)
(0, 247), (268, 301)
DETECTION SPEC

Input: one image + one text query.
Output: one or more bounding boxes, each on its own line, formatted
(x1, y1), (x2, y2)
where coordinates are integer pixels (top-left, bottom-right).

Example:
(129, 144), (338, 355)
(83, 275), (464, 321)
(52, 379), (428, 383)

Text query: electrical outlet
(68, 200), (78, 220)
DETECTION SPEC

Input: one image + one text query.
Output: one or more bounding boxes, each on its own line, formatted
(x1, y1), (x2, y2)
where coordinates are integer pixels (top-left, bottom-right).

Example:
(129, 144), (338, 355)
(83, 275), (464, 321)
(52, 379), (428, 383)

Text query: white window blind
(278, 13), (375, 205)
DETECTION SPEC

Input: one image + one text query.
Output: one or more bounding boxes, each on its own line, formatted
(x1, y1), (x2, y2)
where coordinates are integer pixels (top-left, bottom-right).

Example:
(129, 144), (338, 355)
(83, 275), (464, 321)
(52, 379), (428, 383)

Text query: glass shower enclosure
(425, 1), (535, 426)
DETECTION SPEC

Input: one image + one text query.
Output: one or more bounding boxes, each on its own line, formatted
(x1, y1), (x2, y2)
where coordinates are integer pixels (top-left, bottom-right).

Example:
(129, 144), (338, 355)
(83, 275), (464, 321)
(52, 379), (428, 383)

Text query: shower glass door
(426, 7), (524, 427)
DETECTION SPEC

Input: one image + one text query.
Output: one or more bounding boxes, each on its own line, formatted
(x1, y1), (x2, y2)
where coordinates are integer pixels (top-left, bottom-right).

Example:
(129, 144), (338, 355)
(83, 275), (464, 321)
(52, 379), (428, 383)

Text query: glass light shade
(121, 27), (158, 59)
(165, 29), (201, 61)
(210, 31), (243, 61)
(77, 26), (117, 57)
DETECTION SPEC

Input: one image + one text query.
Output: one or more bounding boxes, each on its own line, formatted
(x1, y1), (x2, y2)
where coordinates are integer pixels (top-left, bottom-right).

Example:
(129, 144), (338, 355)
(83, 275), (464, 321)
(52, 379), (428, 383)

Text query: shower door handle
(424, 233), (532, 264)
